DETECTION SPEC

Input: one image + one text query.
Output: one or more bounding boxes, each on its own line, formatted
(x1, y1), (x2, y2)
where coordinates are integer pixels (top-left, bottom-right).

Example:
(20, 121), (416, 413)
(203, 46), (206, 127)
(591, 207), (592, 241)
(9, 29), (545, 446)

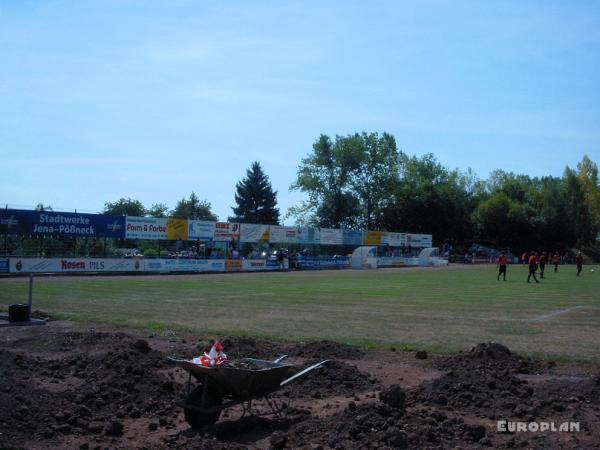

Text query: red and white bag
(193, 340), (227, 367)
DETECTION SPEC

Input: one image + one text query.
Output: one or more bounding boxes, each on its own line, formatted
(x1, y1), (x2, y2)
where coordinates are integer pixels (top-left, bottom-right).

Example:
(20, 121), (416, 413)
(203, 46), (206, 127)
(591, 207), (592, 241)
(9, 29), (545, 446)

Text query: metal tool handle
(279, 360), (328, 386)
(273, 355), (288, 363)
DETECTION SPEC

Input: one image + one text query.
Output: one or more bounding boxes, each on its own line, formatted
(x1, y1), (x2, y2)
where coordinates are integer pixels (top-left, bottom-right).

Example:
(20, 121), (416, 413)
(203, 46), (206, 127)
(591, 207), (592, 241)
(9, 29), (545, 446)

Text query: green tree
(347, 132), (399, 229)
(147, 203), (169, 218)
(576, 155), (600, 220)
(290, 134), (360, 228)
(171, 192), (217, 220)
(562, 167), (598, 246)
(472, 192), (537, 250)
(383, 153), (476, 245)
(290, 132), (400, 228)
(102, 198), (145, 216)
(230, 161), (279, 224)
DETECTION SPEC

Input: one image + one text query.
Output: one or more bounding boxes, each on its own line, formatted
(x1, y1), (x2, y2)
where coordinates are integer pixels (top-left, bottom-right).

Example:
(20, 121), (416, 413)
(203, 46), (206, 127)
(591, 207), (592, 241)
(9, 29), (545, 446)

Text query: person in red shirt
(527, 252), (539, 283)
(539, 253), (547, 279)
(552, 252), (560, 273)
(576, 252), (583, 277)
(497, 251), (508, 281)
(521, 252), (528, 266)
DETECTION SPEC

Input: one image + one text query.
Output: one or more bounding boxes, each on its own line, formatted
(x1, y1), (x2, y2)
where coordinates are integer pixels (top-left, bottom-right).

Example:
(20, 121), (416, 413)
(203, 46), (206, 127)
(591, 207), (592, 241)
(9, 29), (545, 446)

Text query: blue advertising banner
(0, 259), (8, 273)
(342, 229), (363, 246)
(0, 209), (125, 238)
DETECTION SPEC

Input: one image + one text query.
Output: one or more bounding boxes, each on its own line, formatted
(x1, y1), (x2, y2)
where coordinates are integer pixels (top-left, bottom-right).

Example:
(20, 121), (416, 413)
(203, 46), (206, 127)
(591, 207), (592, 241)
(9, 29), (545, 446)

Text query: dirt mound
(414, 342), (541, 415)
(437, 342), (545, 374)
(290, 340), (365, 360)
(281, 360), (377, 399)
(534, 374), (600, 405)
(0, 335), (185, 448)
(1, 328), (597, 449)
(414, 361), (534, 416)
(285, 401), (490, 448)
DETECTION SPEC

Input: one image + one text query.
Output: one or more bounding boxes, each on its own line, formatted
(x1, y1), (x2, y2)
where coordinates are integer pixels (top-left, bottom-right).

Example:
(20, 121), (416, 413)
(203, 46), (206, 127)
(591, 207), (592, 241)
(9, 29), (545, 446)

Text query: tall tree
(383, 153), (476, 245)
(472, 192), (537, 251)
(347, 132), (399, 229)
(147, 203), (169, 218)
(562, 167), (598, 246)
(577, 155), (600, 220)
(171, 192), (217, 221)
(290, 133), (400, 228)
(102, 198), (145, 216)
(290, 134), (360, 227)
(230, 162), (279, 224)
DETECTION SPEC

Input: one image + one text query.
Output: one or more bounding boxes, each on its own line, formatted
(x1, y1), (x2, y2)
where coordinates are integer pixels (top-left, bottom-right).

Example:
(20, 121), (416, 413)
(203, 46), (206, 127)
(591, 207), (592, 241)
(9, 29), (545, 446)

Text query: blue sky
(1, 0), (599, 222)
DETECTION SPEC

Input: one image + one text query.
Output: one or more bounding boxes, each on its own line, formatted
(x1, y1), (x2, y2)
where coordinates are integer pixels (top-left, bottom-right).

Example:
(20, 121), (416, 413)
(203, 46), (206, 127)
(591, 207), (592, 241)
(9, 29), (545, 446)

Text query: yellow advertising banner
(225, 259), (243, 272)
(166, 219), (189, 240)
(363, 230), (388, 245)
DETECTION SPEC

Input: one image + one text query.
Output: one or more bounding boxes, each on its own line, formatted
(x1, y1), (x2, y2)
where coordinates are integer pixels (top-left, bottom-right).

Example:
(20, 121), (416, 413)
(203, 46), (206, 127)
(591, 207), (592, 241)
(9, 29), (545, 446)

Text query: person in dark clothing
(539, 253), (546, 279)
(552, 252), (560, 273)
(527, 252), (539, 283)
(497, 252), (508, 281)
(277, 249), (285, 270)
(576, 252), (583, 277)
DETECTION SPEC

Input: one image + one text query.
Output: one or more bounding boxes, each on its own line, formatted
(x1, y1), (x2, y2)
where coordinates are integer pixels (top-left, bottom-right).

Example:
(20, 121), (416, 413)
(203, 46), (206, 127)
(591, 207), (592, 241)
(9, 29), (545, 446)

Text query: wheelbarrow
(169, 356), (328, 428)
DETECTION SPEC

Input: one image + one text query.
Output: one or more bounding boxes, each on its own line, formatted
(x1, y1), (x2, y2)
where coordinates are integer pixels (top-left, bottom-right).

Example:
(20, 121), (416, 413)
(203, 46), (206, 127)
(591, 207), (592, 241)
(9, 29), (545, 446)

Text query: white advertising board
(188, 220), (216, 241)
(406, 234), (433, 247)
(387, 233), (406, 246)
(242, 259), (279, 271)
(144, 259), (225, 272)
(240, 224), (270, 243)
(9, 258), (144, 273)
(214, 222), (240, 241)
(295, 226), (320, 244)
(319, 228), (343, 245)
(125, 217), (167, 239)
(269, 226), (298, 244)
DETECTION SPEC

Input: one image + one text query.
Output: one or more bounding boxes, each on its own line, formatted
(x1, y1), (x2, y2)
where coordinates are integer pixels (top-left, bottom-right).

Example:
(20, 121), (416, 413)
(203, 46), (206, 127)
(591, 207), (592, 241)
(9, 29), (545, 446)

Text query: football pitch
(1, 265), (598, 361)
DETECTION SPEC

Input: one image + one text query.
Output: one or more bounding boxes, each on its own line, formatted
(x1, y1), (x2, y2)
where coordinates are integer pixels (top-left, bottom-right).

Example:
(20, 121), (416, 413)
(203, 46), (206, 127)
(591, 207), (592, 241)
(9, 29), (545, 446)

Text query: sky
(1, 0), (599, 223)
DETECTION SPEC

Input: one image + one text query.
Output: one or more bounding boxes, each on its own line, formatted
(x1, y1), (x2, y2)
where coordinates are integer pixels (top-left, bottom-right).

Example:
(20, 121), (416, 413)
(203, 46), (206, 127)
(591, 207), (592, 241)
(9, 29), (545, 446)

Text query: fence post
(28, 274), (33, 314)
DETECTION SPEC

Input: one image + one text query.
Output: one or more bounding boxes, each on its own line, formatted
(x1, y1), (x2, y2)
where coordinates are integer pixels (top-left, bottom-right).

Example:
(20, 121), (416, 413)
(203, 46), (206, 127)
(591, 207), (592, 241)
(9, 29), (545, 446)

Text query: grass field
(1, 265), (599, 361)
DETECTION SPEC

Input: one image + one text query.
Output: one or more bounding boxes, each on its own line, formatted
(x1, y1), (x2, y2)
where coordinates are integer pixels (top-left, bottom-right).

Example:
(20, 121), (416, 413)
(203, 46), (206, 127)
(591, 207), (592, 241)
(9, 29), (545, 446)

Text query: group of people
(496, 251), (584, 282)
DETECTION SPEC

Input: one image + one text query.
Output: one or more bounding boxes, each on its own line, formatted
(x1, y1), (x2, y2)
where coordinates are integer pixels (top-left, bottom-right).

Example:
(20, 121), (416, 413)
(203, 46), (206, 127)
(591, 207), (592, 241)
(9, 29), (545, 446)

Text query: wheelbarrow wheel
(184, 385), (222, 428)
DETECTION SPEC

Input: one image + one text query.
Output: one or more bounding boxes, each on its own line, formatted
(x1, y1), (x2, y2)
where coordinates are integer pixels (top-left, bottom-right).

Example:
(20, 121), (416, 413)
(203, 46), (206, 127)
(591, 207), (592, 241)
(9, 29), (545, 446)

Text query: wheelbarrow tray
(172, 358), (293, 399)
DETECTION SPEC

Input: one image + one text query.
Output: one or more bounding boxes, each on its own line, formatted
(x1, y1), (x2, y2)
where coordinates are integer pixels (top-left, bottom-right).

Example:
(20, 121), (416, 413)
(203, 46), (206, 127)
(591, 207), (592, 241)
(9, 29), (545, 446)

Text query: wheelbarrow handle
(279, 360), (329, 386)
(273, 355), (288, 363)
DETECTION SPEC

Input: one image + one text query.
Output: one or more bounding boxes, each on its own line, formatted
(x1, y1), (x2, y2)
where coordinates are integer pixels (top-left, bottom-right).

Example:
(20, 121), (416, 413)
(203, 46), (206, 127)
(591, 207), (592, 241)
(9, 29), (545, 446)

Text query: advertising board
(143, 259), (225, 272)
(8, 258), (143, 273)
(363, 231), (387, 246)
(242, 260), (267, 271)
(269, 226), (297, 244)
(342, 229), (363, 246)
(214, 222), (240, 241)
(319, 228), (343, 245)
(406, 234), (433, 247)
(225, 259), (243, 272)
(0, 209), (125, 238)
(125, 217), (167, 239)
(295, 227), (320, 244)
(188, 220), (216, 241)
(239, 224), (270, 243)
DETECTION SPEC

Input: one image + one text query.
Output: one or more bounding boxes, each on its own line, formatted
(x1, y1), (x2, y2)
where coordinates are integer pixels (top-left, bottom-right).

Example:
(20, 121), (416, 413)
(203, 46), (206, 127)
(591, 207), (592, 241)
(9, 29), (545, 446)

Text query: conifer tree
(231, 162), (279, 224)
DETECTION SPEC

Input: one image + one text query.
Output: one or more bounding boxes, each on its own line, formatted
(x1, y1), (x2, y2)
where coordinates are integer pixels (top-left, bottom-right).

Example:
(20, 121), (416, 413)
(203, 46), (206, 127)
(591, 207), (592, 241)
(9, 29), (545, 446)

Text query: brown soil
(1, 323), (599, 449)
